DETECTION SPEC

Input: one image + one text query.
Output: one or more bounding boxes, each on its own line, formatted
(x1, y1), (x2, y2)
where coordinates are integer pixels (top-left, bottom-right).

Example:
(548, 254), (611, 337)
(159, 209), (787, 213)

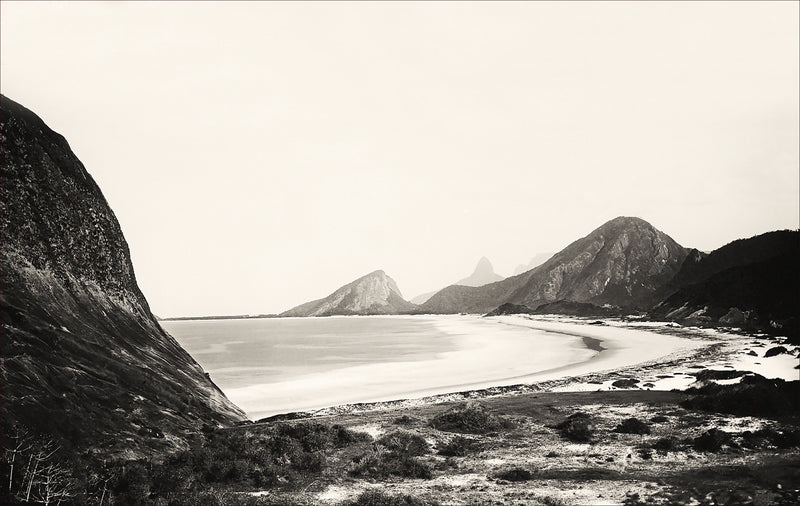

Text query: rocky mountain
(0, 95), (246, 456)
(411, 257), (504, 304)
(420, 217), (688, 314)
(650, 230), (799, 337)
(512, 252), (554, 275)
(281, 270), (417, 316)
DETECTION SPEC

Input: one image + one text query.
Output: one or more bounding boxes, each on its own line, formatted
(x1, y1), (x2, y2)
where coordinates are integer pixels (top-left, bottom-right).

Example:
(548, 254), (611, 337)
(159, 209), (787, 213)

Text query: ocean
(162, 315), (597, 419)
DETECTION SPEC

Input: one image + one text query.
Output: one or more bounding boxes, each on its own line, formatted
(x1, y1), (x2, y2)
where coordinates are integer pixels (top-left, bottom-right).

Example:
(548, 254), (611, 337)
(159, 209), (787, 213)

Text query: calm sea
(162, 315), (595, 418)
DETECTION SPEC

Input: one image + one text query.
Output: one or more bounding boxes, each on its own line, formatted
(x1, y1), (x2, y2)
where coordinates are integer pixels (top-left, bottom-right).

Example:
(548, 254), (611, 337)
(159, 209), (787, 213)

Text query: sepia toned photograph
(1, 1), (798, 505)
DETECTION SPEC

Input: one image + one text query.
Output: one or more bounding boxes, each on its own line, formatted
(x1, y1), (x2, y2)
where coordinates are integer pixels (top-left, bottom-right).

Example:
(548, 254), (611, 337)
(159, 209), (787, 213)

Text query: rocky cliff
(0, 95), (246, 455)
(421, 217), (688, 314)
(280, 270), (417, 316)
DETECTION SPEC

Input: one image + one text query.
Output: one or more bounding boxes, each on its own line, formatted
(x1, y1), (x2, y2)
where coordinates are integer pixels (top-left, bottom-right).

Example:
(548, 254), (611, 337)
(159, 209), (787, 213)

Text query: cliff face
(281, 270), (417, 316)
(421, 217), (688, 314)
(0, 95), (245, 455)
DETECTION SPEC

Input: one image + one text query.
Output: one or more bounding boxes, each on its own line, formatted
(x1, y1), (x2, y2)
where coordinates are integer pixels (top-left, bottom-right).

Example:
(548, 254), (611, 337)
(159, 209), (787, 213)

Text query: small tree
(2, 425), (32, 494)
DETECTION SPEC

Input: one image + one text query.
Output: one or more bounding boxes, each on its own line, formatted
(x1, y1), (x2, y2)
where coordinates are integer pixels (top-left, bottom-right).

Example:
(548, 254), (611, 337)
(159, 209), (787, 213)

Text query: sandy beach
(214, 314), (796, 421)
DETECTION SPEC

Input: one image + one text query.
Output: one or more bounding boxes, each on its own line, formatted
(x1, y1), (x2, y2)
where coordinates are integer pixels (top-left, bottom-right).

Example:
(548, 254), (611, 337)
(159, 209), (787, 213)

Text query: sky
(1, 1), (798, 317)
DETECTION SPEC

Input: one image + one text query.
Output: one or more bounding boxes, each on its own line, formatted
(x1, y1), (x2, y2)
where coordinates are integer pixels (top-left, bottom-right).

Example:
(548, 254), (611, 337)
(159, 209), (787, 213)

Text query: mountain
(281, 270), (417, 316)
(420, 217), (688, 314)
(456, 257), (505, 286)
(411, 257), (504, 304)
(650, 230), (799, 337)
(0, 96), (246, 456)
(513, 252), (554, 275)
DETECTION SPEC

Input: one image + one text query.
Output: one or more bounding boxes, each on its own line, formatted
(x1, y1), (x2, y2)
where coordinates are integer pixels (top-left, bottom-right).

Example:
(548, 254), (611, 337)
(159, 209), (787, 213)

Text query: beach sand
(232, 315), (795, 421)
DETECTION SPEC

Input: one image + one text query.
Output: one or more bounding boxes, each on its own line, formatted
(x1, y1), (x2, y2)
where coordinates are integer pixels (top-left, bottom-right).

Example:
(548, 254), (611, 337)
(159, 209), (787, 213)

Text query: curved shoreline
(239, 315), (714, 420)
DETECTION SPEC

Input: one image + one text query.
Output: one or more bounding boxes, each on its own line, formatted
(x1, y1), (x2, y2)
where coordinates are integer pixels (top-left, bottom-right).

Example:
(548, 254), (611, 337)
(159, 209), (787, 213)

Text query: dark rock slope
(650, 230), (799, 337)
(0, 95), (246, 455)
(281, 270), (417, 316)
(421, 217), (688, 314)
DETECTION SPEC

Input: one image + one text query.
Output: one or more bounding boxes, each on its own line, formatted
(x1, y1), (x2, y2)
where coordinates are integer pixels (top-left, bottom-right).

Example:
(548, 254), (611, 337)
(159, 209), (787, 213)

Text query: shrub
(349, 450), (433, 479)
(429, 402), (512, 434)
(650, 415), (669, 423)
(377, 431), (430, 456)
(614, 418), (651, 435)
(393, 415), (417, 426)
(651, 437), (680, 454)
(682, 376), (800, 417)
(611, 378), (639, 388)
(496, 468), (533, 482)
(350, 489), (438, 506)
(764, 346), (788, 358)
(740, 427), (800, 449)
(693, 428), (732, 452)
(437, 436), (483, 457)
(274, 422), (370, 452)
(555, 413), (595, 442)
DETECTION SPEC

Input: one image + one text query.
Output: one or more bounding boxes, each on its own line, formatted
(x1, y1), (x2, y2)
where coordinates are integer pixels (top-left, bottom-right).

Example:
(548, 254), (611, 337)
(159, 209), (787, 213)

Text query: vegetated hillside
(280, 270), (417, 316)
(650, 230), (799, 337)
(0, 95), (246, 457)
(421, 217), (688, 314)
(655, 230), (798, 301)
(411, 257), (504, 305)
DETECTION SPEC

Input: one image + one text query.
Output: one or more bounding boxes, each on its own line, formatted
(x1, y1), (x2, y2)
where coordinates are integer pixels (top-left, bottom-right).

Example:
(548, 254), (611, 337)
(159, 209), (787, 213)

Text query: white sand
(229, 315), (719, 419)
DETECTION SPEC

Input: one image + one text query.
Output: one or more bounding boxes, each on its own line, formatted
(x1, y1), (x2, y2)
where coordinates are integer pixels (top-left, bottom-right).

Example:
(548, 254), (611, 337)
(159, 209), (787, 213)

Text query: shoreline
(247, 315), (789, 423)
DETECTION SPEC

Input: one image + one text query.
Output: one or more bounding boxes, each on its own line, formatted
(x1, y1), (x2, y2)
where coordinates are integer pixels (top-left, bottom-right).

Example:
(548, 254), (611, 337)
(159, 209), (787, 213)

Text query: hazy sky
(2, 1), (798, 317)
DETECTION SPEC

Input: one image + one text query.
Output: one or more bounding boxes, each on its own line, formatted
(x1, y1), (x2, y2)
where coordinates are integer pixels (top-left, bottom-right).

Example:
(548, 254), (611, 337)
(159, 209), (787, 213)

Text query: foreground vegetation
(2, 373), (798, 506)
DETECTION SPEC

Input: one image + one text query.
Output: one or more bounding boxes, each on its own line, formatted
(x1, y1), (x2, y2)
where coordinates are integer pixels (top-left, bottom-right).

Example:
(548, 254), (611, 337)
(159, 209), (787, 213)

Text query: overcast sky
(2, 1), (798, 317)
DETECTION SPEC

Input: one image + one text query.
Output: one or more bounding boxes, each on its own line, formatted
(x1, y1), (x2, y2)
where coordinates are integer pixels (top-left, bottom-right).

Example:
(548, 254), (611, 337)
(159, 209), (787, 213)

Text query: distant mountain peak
(281, 270), (415, 316)
(456, 257), (504, 287)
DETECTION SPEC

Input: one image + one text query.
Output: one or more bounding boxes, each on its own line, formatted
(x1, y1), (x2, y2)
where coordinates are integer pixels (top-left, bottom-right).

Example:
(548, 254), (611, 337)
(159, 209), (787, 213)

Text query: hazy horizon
(2, 1), (798, 317)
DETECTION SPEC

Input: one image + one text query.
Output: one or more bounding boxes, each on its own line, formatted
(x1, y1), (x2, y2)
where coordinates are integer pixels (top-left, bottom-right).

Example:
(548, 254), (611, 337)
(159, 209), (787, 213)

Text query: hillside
(0, 95), (246, 457)
(650, 230), (799, 337)
(281, 270), (417, 316)
(420, 217), (688, 314)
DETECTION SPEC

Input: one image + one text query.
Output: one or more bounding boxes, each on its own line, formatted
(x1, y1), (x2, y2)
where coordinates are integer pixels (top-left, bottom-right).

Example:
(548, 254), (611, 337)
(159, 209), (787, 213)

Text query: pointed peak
(475, 256), (493, 271)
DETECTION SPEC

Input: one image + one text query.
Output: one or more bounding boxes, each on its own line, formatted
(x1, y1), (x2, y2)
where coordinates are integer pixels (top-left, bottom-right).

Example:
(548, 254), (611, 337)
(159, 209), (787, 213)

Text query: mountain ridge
(420, 217), (688, 314)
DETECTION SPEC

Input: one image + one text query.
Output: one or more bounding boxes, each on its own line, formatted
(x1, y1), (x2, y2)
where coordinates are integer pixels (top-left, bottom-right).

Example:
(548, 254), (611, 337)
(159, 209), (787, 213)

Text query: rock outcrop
(0, 95), (246, 456)
(281, 270), (417, 316)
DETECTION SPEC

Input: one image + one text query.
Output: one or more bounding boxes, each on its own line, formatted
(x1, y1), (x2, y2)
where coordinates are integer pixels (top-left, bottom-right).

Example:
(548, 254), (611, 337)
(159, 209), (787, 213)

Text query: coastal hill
(0, 95), (246, 455)
(650, 230), (799, 337)
(420, 217), (688, 314)
(281, 270), (417, 317)
(411, 256), (504, 304)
